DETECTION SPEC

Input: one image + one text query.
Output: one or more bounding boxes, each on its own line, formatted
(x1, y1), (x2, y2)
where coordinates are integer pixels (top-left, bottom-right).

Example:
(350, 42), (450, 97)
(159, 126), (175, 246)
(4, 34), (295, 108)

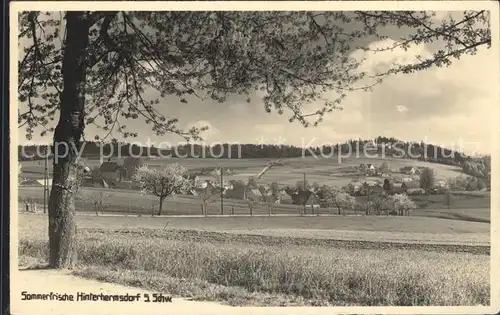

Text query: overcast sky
(17, 11), (496, 155)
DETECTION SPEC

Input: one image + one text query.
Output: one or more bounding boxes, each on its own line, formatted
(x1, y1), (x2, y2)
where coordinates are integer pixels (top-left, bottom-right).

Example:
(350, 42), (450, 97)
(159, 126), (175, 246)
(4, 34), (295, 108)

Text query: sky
(17, 11), (496, 155)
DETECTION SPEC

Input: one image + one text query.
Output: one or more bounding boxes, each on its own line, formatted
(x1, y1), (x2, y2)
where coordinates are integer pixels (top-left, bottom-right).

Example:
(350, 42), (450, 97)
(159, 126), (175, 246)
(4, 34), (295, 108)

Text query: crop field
(18, 213), (490, 306)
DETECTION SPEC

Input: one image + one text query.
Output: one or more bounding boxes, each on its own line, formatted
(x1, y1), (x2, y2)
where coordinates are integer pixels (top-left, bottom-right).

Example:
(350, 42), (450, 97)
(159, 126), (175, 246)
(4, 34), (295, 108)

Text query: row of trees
(19, 137), (478, 163)
(462, 157), (491, 185)
(130, 163), (418, 216)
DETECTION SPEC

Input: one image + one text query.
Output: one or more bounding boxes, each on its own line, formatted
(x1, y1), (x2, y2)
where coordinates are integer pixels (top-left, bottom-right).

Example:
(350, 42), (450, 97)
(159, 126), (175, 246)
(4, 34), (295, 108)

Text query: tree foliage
(19, 11), (490, 140)
(386, 193), (416, 216)
(133, 164), (191, 215)
(419, 167), (436, 193)
(195, 183), (222, 216)
(317, 185), (355, 215)
(379, 161), (390, 174)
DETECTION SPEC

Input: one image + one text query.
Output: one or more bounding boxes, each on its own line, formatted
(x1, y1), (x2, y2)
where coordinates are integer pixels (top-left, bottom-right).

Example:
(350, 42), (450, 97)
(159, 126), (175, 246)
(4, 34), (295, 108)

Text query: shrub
(386, 194), (416, 216)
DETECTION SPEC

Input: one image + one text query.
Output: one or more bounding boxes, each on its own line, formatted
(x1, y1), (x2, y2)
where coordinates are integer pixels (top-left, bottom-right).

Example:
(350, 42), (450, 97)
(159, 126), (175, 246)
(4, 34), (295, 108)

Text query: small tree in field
(76, 191), (111, 215)
(134, 164), (192, 216)
(419, 167), (436, 195)
(380, 161), (391, 174)
(387, 193), (416, 216)
(319, 185), (355, 215)
(264, 194), (278, 215)
(371, 195), (389, 215)
(334, 191), (356, 215)
(383, 178), (392, 195)
(195, 184), (221, 216)
(270, 182), (280, 196)
(444, 190), (453, 209)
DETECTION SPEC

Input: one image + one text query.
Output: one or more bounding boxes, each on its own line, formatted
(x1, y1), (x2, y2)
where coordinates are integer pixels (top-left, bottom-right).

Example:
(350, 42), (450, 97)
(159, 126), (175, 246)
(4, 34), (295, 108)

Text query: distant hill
(18, 136), (478, 168)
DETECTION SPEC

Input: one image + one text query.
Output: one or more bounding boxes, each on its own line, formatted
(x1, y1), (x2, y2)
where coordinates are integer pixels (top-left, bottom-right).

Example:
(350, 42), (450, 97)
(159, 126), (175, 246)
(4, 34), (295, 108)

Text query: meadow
(18, 214), (490, 306)
(20, 155), (490, 216)
(20, 155), (466, 185)
(19, 185), (491, 223)
(17, 155), (491, 306)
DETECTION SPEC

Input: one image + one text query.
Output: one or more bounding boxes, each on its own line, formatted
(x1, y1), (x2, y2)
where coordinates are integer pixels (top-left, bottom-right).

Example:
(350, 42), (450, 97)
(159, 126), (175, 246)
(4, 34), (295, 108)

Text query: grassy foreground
(19, 226), (489, 306)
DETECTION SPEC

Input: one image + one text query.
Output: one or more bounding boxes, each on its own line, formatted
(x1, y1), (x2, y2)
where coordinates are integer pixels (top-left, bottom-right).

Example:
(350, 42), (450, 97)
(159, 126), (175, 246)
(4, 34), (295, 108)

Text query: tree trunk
(158, 197), (164, 216)
(48, 12), (90, 269)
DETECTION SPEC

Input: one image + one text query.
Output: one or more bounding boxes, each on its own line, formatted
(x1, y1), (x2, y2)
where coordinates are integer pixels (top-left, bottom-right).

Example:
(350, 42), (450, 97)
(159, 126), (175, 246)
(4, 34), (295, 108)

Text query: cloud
(396, 105), (408, 113)
(253, 123), (285, 134)
(188, 120), (220, 141)
(351, 38), (432, 77)
(339, 110), (363, 124)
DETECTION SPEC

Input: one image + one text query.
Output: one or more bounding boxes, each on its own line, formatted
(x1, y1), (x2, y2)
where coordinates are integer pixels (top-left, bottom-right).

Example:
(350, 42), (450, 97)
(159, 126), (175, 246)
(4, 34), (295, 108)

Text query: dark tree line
(19, 137), (475, 163)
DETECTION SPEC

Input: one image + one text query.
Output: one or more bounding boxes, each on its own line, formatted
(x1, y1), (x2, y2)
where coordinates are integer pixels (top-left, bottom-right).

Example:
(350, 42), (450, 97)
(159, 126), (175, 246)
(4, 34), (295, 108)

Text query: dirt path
(11, 269), (231, 315)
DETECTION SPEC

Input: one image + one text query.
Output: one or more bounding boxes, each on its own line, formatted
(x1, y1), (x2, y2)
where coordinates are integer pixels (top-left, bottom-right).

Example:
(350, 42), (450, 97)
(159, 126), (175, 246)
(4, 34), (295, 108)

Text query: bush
(386, 194), (416, 216)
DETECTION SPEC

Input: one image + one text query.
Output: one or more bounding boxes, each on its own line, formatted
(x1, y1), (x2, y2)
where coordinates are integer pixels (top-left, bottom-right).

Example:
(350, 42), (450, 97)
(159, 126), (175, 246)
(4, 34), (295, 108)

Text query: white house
(400, 166), (416, 175)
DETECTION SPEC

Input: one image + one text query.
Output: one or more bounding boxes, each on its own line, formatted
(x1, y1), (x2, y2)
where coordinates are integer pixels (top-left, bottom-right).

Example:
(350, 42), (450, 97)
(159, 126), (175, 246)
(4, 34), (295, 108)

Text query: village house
(193, 175), (214, 188)
(366, 164), (377, 175)
(276, 191), (294, 204)
(400, 166), (417, 175)
(435, 179), (448, 188)
(99, 161), (125, 184)
(393, 181), (422, 194)
(370, 184), (385, 195)
(219, 181), (234, 191)
(358, 181), (385, 196)
(123, 156), (144, 180)
(245, 188), (264, 202)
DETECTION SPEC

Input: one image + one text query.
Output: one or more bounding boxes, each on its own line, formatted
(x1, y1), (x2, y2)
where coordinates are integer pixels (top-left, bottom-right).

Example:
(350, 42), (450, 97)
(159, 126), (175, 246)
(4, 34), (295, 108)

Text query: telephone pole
(303, 172), (306, 215)
(220, 167), (224, 215)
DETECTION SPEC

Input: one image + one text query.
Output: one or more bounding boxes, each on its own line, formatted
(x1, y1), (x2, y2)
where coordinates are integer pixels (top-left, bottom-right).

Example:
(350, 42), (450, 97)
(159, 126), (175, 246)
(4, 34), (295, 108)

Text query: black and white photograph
(10, 1), (499, 314)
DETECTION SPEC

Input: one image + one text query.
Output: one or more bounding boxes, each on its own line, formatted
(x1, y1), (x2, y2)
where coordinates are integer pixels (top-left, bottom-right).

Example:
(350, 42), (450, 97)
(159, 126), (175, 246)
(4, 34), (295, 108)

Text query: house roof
(401, 166), (414, 170)
(306, 193), (319, 204)
(248, 189), (262, 196)
(100, 162), (122, 173)
(401, 181), (420, 189)
(123, 157), (143, 169)
(197, 175), (215, 182)
(278, 191), (293, 199)
(34, 179), (52, 186)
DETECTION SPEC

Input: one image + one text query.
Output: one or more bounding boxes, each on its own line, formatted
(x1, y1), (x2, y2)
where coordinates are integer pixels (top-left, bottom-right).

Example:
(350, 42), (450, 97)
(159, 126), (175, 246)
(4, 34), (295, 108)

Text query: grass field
(20, 155), (466, 184)
(18, 213), (490, 306)
(18, 185), (491, 221)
